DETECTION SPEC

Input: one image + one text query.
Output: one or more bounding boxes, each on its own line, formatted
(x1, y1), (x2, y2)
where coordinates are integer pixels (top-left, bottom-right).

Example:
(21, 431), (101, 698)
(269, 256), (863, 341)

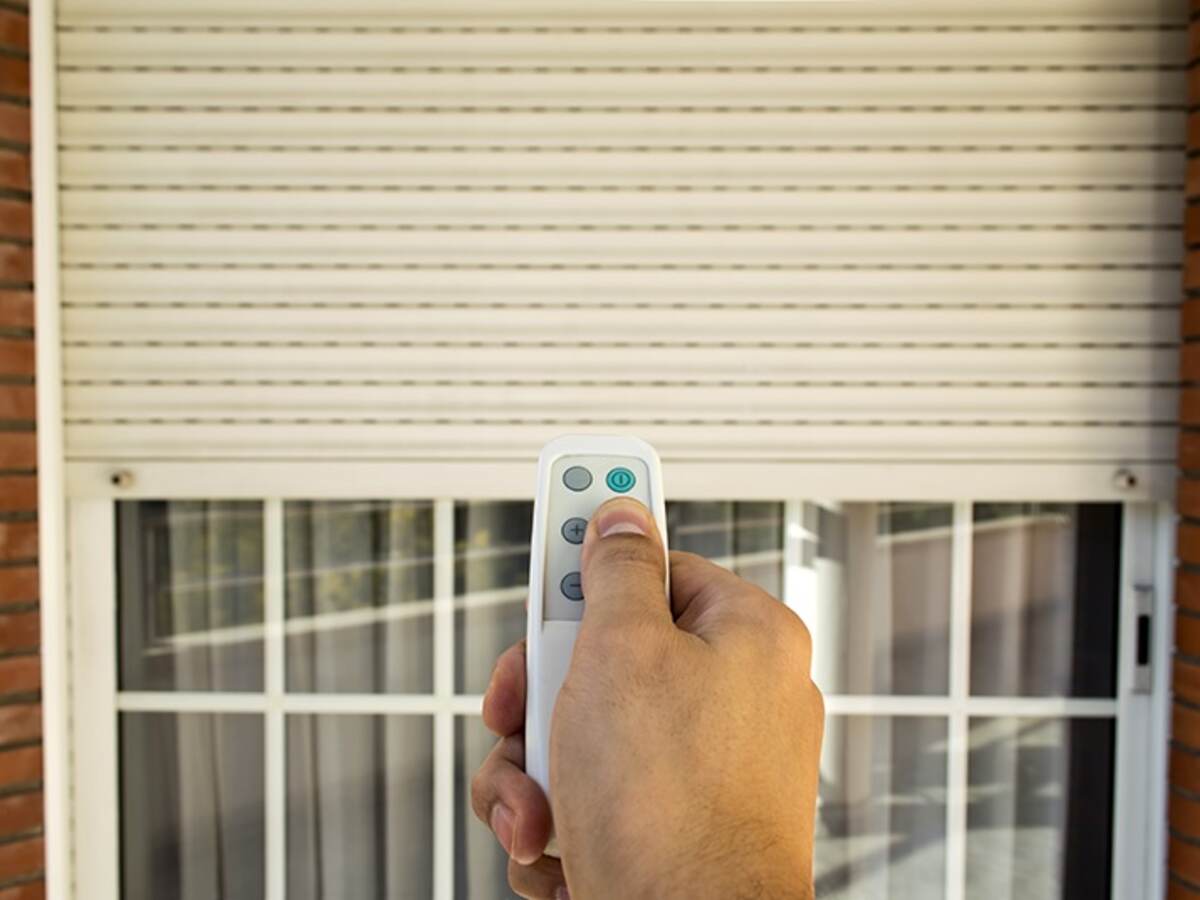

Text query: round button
(606, 466), (636, 493)
(562, 466), (592, 492)
(560, 571), (584, 601)
(561, 517), (588, 545)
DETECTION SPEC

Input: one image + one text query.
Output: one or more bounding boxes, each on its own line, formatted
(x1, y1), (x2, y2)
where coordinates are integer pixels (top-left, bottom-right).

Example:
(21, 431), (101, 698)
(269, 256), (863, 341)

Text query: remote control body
(525, 435), (669, 803)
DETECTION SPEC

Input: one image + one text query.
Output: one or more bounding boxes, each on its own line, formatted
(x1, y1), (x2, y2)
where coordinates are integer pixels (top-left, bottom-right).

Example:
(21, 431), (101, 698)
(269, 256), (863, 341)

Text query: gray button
(562, 466), (592, 492)
(561, 517), (588, 545)
(560, 571), (584, 601)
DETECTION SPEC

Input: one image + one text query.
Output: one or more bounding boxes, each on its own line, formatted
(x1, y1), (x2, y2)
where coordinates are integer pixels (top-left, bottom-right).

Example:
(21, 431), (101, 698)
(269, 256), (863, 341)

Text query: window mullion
(264, 498), (286, 900)
(433, 498), (456, 900)
(945, 500), (973, 900)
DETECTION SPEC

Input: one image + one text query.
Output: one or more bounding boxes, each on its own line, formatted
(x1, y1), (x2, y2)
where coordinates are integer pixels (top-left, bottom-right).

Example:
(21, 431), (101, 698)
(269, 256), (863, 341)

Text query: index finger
(482, 639), (527, 738)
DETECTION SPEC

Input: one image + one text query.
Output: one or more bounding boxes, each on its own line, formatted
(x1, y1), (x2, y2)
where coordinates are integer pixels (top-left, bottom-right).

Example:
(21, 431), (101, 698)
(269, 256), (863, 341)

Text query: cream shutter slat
(55, 0), (1185, 467)
(62, 305), (1175, 343)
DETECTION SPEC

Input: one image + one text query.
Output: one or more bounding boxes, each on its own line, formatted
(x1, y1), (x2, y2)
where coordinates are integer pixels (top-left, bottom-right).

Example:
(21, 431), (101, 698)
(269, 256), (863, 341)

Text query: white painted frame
(63, 495), (1171, 900)
(32, 1), (69, 899)
(32, 1), (1178, 895)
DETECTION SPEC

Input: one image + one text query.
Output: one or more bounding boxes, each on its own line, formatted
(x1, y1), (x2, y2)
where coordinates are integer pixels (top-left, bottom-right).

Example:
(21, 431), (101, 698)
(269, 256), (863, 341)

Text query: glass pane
(666, 501), (784, 596)
(807, 503), (952, 696)
(286, 501), (434, 694)
(455, 501), (532, 695)
(118, 501), (264, 692)
(455, 716), (519, 900)
(970, 504), (1120, 697)
(120, 712), (264, 900)
(816, 715), (948, 899)
(287, 714), (434, 899)
(966, 717), (1115, 899)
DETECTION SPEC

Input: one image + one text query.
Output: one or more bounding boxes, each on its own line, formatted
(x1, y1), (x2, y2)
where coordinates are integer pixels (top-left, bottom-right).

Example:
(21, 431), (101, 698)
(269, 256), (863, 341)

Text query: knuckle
(769, 602), (814, 664)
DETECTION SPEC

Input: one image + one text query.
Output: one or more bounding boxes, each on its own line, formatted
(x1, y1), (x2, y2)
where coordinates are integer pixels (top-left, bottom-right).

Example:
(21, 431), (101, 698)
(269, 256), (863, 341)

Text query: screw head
(1112, 468), (1137, 491)
(110, 470), (134, 489)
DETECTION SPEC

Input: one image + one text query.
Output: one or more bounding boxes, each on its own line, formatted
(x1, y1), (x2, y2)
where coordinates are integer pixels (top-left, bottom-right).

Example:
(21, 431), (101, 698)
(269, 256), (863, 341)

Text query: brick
(1182, 478), (1200, 518)
(0, 882), (43, 900)
(0, 477), (34, 512)
(0, 567), (35, 605)
(0, 103), (29, 149)
(1186, 301), (1200, 340)
(0, 387), (33, 422)
(0, 58), (28, 101)
(0, 246), (32, 285)
(1169, 878), (1200, 900)
(1174, 789), (1200, 839)
(0, 746), (39, 790)
(0, 340), (31, 376)
(0, 791), (41, 839)
(0, 704), (38, 746)
(0, 655), (38, 695)
(1186, 612), (1200, 658)
(1188, 250), (1200, 290)
(0, 521), (36, 561)
(0, 151), (29, 194)
(0, 433), (34, 469)
(1179, 658), (1200, 707)
(0, 10), (29, 55)
(0, 201), (32, 242)
(0, 291), (29, 329)
(0, 611), (35, 653)
(1175, 834), (1200, 887)
(1185, 345), (1200, 382)
(1188, 205), (1200, 248)
(1179, 701), (1200, 751)
(1185, 614), (1200, 661)
(0, 837), (40, 884)
(0, 883), (42, 900)
(1181, 523), (1200, 566)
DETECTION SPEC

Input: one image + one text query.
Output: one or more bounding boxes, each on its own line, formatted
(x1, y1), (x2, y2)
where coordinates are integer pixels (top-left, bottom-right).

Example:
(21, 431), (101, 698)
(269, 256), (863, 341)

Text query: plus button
(561, 517), (588, 545)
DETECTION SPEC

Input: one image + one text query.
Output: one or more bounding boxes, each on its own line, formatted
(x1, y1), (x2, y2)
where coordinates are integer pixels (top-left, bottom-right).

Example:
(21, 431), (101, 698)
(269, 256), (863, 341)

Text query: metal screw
(1112, 468), (1137, 491)
(110, 469), (134, 489)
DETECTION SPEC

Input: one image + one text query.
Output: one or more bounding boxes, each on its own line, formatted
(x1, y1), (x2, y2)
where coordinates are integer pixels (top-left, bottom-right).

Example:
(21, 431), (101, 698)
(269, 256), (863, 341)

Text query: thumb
(577, 497), (671, 637)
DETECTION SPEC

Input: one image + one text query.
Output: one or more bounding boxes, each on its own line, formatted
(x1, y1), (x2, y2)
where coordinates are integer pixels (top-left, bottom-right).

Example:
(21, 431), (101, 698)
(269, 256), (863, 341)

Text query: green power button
(606, 467), (636, 493)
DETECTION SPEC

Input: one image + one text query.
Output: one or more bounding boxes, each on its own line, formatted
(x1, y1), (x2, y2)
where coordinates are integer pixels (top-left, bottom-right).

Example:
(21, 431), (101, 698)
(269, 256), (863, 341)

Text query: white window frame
(61, 492), (1172, 900)
(29, 2), (1177, 898)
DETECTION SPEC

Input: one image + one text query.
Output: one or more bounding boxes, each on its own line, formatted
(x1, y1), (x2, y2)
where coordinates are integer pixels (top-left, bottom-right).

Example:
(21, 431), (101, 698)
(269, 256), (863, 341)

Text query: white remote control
(525, 435), (669, 806)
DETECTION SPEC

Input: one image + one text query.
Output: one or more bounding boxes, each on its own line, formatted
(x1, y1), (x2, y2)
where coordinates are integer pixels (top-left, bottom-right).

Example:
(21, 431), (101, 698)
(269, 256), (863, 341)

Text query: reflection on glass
(455, 716), (519, 900)
(816, 716), (947, 899)
(287, 714), (434, 899)
(966, 717), (1114, 899)
(118, 501), (264, 692)
(666, 501), (784, 596)
(286, 501), (434, 693)
(121, 713), (264, 900)
(455, 501), (532, 695)
(970, 504), (1119, 697)
(806, 503), (952, 696)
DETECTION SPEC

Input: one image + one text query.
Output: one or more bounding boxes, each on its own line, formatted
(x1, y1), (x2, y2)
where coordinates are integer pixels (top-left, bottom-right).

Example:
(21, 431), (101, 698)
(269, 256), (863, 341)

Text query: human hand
(471, 497), (824, 899)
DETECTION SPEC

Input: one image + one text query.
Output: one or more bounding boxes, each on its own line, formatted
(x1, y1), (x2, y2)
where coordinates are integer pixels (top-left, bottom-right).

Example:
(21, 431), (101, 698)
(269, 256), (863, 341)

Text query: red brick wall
(1176, 4), (1200, 896)
(0, 3), (39, 899)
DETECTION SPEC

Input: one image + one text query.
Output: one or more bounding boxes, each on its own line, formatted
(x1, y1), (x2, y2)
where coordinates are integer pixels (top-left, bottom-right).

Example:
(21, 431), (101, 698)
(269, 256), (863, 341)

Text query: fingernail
(554, 887), (571, 900)
(594, 500), (650, 539)
(490, 805), (515, 857)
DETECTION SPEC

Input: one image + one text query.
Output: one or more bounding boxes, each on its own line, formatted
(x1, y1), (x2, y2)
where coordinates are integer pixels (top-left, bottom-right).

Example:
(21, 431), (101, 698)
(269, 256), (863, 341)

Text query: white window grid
(66, 498), (1171, 900)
